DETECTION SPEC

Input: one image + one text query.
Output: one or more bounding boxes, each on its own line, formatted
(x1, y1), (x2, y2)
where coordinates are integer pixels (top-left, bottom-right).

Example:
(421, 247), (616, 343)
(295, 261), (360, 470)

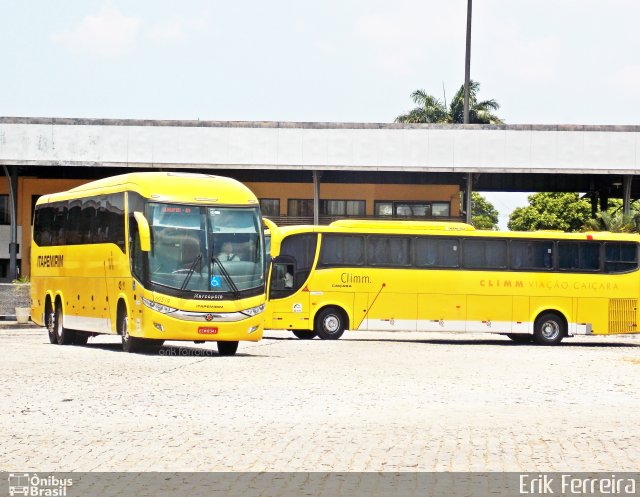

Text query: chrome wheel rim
(323, 315), (340, 333)
(122, 316), (129, 341)
(47, 310), (55, 336)
(541, 320), (560, 340)
(56, 310), (63, 338)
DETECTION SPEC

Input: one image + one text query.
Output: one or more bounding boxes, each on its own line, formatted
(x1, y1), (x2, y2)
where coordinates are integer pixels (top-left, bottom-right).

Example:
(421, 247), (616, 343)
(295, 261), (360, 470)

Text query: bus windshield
(147, 203), (264, 293)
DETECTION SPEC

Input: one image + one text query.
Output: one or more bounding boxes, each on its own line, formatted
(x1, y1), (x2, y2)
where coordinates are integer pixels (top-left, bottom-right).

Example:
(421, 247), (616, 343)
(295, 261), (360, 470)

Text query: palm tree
(449, 81), (502, 124)
(396, 80), (503, 124)
(583, 211), (640, 233)
(395, 90), (449, 123)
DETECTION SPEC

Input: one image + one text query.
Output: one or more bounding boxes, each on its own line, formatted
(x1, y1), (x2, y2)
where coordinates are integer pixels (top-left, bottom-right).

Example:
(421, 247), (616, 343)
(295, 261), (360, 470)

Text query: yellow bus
(266, 219), (640, 345)
(31, 172), (266, 355)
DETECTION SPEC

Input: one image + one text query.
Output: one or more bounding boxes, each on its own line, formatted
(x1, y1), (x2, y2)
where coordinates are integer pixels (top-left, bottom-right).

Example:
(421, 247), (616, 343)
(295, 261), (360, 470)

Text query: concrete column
(623, 175), (632, 215)
(312, 171), (322, 225)
(2, 165), (18, 281)
(464, 173), (473, 224)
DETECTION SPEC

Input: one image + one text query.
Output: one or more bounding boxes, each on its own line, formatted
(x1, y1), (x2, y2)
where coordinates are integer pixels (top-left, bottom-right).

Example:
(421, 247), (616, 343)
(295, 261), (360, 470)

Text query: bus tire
(55, 302), (75, 345)
(217, 341), (239, 356)
(292, 330), (316, 339)
(45, 299), (57, 344)
(119, 306), (141, 353)
(315, 307), (346, 340)
(506, 333), (533, 343)
(533, 312), (565, 346)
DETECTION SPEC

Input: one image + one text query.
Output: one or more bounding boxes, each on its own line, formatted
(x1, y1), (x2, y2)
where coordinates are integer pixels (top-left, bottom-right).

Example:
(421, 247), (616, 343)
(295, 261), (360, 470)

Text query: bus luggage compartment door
(365, 292), (417, 332)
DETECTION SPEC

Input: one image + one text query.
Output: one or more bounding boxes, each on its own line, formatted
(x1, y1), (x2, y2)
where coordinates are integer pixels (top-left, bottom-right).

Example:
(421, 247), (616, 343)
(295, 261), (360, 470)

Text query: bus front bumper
(132, 303), (265, 342)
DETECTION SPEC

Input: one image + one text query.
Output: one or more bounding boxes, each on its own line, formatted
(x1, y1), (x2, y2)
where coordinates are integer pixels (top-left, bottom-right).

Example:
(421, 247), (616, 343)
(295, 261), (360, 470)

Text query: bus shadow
(77, 342), (269, 358)
(263, 334), (640, 348)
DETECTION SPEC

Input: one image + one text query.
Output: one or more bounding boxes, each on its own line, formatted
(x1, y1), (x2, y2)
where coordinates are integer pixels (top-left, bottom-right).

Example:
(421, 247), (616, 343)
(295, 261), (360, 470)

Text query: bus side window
(270, 257), (296, 296)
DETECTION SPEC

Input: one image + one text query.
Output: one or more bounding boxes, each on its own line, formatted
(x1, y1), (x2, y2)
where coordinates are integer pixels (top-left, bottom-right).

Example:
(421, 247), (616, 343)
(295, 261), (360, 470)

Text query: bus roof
(274, 221), (640, 242)
(36, 172), (259, 206)
(330, 219), (476, 231)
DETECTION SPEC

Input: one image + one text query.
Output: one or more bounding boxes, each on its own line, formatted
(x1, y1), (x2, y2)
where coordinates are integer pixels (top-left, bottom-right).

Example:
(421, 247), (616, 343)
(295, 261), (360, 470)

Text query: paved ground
(1, 326), (640, 472)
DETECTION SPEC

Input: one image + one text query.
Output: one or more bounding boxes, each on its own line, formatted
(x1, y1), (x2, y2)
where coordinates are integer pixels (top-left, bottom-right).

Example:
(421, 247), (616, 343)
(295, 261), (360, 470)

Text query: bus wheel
(217, 341), (239, 356)
(315, 307), (346, 340)
(45, 300), (57, 344)
(292, 330), (316, 340)
(120, 311), (140, 353)
(55, 302), (75, 345)
(533, 312), (565, 345)
(506, 334), (533, 343)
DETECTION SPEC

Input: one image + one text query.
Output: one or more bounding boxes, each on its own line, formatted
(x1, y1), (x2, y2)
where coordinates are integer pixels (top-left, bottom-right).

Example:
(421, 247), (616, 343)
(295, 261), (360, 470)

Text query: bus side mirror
(133, 211), (151, 252)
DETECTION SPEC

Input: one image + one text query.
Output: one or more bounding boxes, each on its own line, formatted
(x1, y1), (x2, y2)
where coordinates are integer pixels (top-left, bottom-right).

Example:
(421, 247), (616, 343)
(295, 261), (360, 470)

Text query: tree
(583, 199), (640, 232)
(395, 90), (449, 124)
(471, 192), (499, 230)
(396, 80), (503, 124)
(507, 193), (591, 232)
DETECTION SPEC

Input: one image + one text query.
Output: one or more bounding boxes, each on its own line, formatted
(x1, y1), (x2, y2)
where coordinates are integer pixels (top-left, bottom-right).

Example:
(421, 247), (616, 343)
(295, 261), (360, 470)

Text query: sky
(2, 0), (640, 227)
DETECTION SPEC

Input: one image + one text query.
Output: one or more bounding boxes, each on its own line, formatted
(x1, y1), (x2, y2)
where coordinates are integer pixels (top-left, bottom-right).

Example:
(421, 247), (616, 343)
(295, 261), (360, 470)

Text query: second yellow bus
(266, 220), (640, 345)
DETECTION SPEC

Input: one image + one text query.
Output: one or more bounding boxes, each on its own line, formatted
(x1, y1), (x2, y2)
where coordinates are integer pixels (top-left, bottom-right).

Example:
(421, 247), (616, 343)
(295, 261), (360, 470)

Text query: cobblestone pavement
(1, 327), (639, 472)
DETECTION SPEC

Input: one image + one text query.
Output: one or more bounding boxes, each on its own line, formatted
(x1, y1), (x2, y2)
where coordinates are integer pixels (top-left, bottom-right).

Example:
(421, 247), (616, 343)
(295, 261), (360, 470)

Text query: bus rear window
(605, 242), (638, 273)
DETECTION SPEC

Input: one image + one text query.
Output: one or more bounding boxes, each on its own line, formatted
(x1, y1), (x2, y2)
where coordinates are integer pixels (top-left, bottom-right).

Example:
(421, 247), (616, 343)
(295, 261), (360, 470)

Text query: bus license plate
(198, 327), (218, 334)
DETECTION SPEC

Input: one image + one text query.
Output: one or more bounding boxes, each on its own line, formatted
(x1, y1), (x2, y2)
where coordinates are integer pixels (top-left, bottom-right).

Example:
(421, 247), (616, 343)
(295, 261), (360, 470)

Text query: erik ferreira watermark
(519, 474), (637, 495)
(159, 347), (218, 357)
(8, 474), (72, 497)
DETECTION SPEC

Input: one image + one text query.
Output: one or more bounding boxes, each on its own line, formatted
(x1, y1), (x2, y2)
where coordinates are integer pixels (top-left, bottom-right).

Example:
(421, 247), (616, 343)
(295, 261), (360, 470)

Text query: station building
(1, 117), (640, 280)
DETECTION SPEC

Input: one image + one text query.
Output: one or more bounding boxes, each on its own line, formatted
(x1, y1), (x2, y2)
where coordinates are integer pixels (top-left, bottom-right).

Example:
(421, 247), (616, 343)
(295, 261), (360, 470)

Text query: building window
(0, 195), (10, 225)
(431, 203), (450, 217)
(320, 200), (365, 217)
(259, 199), (280, 217)
(288, 199), (314, 217)
(374, 201), (450, 218)
(375, 202), (393, 216)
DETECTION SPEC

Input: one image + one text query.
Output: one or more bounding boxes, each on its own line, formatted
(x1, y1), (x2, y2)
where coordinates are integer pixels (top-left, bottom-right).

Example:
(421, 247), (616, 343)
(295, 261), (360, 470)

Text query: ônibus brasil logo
(8, 474), (73, 497)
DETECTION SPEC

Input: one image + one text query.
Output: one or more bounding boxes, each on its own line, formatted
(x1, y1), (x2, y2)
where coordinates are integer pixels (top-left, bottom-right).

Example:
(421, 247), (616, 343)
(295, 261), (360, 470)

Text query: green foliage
(471, 192), (499, 230)
(11, 275), (30, 284)
(507, 193), (591, 232)
(583, 200), (640, 233)
(396, 80), (503, 124)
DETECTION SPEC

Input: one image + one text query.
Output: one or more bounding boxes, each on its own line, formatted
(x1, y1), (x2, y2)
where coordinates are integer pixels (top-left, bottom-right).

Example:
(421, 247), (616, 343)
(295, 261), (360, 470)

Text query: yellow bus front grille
(608, 299), (638, 334)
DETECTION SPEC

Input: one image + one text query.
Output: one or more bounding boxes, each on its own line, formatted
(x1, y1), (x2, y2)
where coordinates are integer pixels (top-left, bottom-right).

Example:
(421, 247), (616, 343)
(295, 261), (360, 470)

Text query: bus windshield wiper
(180, 253), (202, 290)
(211, 256), (240, 296)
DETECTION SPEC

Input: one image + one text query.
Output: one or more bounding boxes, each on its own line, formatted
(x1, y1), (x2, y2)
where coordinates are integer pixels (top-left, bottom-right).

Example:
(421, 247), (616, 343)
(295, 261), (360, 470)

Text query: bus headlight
(241, 304), (265, 318)
(142, 297), (177, 314)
